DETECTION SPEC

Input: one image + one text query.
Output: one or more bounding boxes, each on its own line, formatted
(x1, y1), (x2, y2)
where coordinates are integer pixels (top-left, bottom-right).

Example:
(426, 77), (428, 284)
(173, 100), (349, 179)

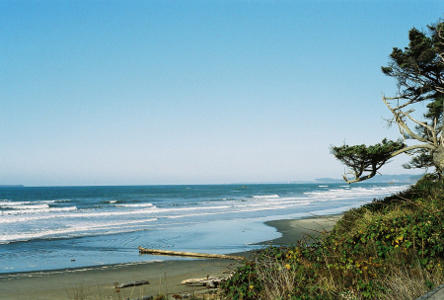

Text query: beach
(0, 214), (342, 300)
(0, 259), (235, 300)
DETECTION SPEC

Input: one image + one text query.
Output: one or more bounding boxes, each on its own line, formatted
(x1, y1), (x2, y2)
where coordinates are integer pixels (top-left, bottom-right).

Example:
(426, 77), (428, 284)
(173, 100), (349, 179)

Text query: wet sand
(260, 214), (342, 246)
(0, 214), (342, 300)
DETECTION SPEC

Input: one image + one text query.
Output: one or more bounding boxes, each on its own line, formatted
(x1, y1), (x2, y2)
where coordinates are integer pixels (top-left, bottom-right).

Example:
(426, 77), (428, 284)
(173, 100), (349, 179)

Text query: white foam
(0, 199), (66, 206)
(0, 207), (157, 224)
(304, 185), (409, 201)
(0, 206), (77, 216)
(164, 200), (311, 219)
(115, 203), (153, 208)
(0, 201), (31, 206)
(0, 204), (50, 210)
(0, 218), (158, 244)
(252, 194), (279, 199)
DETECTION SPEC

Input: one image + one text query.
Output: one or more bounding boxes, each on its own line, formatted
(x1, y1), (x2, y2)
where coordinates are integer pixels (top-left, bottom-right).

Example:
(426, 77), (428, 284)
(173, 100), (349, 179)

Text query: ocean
(0, 183), (409, 274)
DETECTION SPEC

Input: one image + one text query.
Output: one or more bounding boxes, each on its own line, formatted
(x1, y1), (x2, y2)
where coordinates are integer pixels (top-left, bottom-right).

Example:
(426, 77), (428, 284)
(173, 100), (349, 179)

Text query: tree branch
(400, 111), (438, 145)
(382, 95), (432, 144)
(342, 144), (435, 184)
(390, 144), (436, 156)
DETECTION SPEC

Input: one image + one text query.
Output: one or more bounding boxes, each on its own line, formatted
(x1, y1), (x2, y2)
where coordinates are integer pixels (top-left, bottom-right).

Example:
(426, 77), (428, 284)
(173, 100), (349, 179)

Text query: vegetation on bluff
(220, 175), (444, 299)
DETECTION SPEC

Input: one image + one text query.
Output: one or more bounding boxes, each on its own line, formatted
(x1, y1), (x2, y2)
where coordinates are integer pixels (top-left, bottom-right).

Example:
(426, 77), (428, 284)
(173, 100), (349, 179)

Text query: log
(181, 276), (226, 287)
(115, 280), (150, 289)
(123, 296), (153, 300)
(138, 247), (244, 261)
(181, 277), (210, 285)
(181, 277), (220, 285)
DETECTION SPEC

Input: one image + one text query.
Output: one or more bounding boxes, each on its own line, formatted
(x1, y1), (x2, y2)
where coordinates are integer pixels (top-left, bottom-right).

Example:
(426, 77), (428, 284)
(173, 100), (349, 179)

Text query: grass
(220, 174), (444, 300)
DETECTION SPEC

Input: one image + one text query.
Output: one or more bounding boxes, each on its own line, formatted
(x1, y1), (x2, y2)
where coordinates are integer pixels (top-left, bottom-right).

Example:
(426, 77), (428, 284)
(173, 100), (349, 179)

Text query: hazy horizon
(0, 173), (421, 187)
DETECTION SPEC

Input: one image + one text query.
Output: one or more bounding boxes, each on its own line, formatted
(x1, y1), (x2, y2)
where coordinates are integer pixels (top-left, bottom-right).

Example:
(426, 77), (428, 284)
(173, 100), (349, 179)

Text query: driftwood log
(138, 247), (244, 261)
(115, 280), (150, 289)
(181, 276), (227, 288)
(123, 296), (153, 300)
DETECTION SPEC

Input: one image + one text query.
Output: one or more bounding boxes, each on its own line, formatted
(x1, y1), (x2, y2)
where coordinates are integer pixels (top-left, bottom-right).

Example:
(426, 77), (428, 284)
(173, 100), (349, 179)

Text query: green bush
(221, 175), (444, 300)
(220, 261), (263, 300)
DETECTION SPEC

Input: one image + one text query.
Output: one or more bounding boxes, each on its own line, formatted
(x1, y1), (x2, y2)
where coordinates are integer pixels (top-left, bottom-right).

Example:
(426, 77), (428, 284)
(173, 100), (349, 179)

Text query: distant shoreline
(0, 174), (421, 187)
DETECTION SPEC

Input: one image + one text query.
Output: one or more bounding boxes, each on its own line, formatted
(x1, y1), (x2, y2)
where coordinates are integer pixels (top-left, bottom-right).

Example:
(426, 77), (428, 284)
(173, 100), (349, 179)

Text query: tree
(331, 20), (444, 184)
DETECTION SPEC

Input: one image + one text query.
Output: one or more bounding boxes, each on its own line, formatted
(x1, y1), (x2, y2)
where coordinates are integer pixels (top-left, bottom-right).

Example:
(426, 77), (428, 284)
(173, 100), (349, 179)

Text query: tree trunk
(433, 145), (444, 174)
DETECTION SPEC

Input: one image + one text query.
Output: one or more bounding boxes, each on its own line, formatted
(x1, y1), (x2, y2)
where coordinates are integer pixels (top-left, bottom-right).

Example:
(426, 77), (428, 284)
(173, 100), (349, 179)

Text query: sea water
(0, 183), (409, 274)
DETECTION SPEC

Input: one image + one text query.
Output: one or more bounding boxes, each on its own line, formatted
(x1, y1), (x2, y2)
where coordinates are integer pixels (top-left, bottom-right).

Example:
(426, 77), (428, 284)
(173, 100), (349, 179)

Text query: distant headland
(313, 174), (422, 184)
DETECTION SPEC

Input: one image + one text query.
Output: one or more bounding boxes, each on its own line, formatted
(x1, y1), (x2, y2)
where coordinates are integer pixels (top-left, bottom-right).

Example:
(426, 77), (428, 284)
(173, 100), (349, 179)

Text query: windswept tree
(332, 20), (444, 184)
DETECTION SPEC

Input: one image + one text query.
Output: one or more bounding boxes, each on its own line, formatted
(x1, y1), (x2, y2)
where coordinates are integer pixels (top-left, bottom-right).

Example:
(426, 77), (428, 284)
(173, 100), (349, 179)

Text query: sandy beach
(260, 214), (343, 246)
(0, 215), (342, 300)
(0, 259), (237, 300)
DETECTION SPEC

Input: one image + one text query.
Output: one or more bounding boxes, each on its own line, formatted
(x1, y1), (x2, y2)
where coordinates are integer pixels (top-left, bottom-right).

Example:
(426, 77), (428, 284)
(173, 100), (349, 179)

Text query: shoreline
(0, 214), (343, 300)
(259, 213), (343, 246)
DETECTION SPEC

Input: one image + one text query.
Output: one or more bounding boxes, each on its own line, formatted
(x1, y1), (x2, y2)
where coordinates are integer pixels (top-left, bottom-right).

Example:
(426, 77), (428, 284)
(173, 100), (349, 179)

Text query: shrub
(221, 175), (444, 299)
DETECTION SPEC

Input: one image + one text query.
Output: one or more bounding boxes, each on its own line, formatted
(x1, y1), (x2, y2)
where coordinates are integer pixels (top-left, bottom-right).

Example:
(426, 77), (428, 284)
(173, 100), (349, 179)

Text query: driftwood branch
(123, 296), (153, 300)
(181, 276), (227, 288)
(138, 247), (244, 261)
(115, 280), (150, 289)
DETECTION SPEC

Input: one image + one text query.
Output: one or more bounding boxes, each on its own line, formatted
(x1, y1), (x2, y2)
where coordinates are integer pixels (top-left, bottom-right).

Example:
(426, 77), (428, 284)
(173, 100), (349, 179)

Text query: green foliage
(402, 150), (434, 171)
(381, 25), (444, 107)
(220, 262), (263, 300)
(221, 175), (444, 299)
(331, 139), (405, 182)
(413, 173), (444, 195)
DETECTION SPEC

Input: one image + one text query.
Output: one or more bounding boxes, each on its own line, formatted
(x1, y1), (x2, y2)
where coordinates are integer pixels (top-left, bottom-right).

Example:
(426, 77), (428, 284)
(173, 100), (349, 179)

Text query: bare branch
(382, 95), (432, 144)
(390, 144), (436, 156)
(400, 110), (438, 145)
(383, 96), (416, 111)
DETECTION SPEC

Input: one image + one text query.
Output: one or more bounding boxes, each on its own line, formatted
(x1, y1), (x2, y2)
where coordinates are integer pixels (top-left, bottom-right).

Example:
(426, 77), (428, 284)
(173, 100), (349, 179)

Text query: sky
(1, 1), (444, 186)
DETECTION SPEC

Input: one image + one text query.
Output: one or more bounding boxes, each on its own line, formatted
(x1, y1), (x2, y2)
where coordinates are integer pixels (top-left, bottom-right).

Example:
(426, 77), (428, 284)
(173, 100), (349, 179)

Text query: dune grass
(220, 175), (444, 299)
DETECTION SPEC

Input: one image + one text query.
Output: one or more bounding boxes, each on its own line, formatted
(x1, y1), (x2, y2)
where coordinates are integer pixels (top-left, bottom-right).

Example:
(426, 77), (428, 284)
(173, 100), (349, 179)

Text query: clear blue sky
(1, 1), (443, 186)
